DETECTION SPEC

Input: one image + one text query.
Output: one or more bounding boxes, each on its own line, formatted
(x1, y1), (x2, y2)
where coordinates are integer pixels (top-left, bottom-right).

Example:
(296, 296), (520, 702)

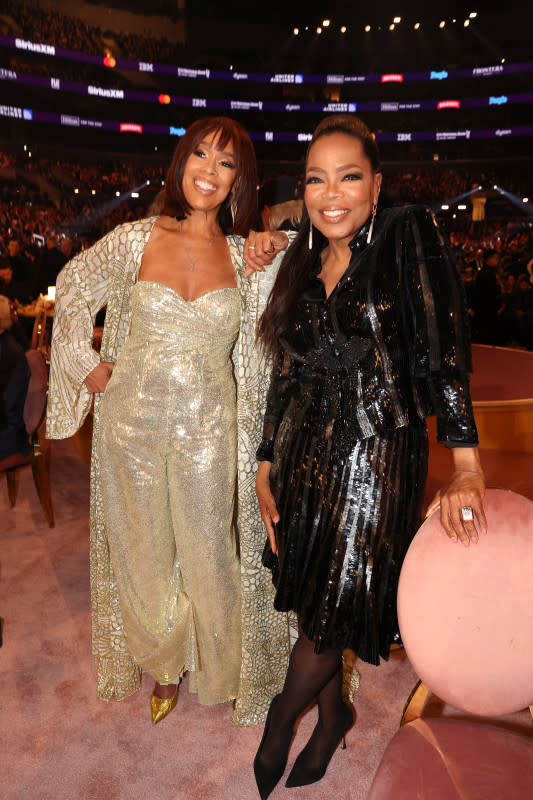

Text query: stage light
(340, 25), (347, 33)
(464, 19), (470, 26)
(414, 22), (420, 29)
(439, 20), (446, 28)
(131, 192), (139, 198)
(115, 191), (120, 197)
(293, 27), (299, 35)
(74, 188), (79, 194)
(469, 11), (477, 18)
(91, 189), (96, 195)
(441, 204), (449, 210)
(389, 23), (395, 30)
(523, 197), (529, 203)
(23, 144), (27, 151)
(229, 65), (233, 70)
(322, 19), (330, 27)
(365, 25), (371, 32)
(501, 58), (506, 63)
(317, 26), (322, 34)
(393, 16), (401, 23)
(458, 204), (467, 210)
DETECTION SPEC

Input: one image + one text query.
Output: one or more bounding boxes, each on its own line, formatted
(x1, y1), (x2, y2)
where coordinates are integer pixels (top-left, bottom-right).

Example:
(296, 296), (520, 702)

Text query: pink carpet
(2, 431), (532, 799)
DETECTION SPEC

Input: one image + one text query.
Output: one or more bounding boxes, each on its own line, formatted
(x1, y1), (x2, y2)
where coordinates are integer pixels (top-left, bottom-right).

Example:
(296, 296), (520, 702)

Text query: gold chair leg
(400, 680), (431, 727)
(6, 469), (19, 507)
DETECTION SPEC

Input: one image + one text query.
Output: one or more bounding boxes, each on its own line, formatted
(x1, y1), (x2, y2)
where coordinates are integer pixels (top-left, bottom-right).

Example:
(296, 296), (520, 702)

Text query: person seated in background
(38, 232), (69, 295)
(59, 237), (73, 262)
(0, 295), (31, 462)
(515, 273), (533, 349)
(0, 259), (33, 305)
(474, 248), (503, 345)
(6, 239), (34, 294)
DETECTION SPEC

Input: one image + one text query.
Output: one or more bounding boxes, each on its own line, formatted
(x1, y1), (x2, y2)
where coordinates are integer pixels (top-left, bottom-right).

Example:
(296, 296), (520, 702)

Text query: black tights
(259, 630), (346, 769)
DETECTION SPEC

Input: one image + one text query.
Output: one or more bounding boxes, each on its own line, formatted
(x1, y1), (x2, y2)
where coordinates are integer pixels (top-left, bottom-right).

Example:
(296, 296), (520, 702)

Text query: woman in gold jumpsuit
(47, 117), (291, 724)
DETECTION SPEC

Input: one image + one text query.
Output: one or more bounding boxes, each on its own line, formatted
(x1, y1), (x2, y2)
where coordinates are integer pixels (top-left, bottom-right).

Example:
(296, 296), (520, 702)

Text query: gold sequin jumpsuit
(97, 280), (241, 704)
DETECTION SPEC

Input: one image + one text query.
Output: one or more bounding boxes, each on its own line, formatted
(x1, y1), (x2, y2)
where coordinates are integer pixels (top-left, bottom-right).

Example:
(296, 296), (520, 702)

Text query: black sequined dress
(257, 205), (478, 665)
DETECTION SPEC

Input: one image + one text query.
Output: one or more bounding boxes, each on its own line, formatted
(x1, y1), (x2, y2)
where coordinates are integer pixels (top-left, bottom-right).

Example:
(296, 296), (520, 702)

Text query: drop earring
(230, 199), (237, 228)
(308, 221), (313, 250)
(366, 203), (377, 244)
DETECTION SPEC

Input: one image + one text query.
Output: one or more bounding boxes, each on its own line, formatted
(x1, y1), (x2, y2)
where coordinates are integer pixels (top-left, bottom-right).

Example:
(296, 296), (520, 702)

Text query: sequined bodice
(106, 281), (241, 431)
(127, 280), (240, 365)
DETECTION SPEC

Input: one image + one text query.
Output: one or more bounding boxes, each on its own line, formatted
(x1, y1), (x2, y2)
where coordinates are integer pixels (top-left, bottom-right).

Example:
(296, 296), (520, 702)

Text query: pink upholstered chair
(368, 488), (533, 800)
(1, 348), (54, 527)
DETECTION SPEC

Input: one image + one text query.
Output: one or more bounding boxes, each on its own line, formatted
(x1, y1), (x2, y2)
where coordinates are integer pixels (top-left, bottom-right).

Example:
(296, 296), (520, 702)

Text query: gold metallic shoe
(150, 686), (178, 724)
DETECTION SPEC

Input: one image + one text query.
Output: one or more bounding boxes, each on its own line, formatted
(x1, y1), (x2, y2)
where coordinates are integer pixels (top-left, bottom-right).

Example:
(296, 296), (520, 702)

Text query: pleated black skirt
(263, 423), (428, 665)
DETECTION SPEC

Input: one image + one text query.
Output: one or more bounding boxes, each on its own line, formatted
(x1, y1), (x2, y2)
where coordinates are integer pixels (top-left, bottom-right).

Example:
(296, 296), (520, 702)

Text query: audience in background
(1, 146), (532, 348)
(0, 294), (31, 462)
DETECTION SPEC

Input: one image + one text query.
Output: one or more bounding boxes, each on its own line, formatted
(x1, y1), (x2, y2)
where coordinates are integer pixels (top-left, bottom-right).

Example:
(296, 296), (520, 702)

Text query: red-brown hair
(161, 117), (258, 235)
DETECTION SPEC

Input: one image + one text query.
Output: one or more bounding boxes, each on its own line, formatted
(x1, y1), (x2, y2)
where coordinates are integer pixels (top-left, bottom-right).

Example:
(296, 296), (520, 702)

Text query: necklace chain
(179, 221), (218, 271)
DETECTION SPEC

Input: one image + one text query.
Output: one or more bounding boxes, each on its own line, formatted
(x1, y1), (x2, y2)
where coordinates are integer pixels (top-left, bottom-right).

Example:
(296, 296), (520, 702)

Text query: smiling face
(304, 132), (382, 247)
(181, 131), (237, 215)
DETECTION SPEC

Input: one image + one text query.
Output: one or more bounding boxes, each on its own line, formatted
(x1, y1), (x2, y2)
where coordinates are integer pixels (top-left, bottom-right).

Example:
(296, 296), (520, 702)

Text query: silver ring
(248, 245), (256, 249)
(461, 505), (473, 521)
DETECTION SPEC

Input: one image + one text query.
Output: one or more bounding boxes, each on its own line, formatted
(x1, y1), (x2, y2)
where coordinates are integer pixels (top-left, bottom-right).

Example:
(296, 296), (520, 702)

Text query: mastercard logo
(158, 94), (171, 105)
(103, 56), (116, 68)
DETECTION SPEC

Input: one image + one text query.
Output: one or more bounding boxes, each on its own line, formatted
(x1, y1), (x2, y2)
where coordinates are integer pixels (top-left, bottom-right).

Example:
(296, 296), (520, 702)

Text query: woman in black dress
(253, 115), (487, 798)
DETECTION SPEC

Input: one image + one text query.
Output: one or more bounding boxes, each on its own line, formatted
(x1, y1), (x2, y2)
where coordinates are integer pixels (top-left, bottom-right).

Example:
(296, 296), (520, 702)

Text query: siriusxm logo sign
(430, 70), (448, 80)
(169, 126), (186, 136)
(489, 96), (508, 105)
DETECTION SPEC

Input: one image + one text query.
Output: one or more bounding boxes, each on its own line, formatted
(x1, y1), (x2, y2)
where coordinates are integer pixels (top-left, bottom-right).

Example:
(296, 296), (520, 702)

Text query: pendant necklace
(179, 221), (218, 271)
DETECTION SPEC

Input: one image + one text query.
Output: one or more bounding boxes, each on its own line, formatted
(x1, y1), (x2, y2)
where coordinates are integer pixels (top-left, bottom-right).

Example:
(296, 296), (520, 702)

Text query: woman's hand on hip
(256, 460), (280, 554)
(243, 231), (289, 275)
(84, 361), (114, 393)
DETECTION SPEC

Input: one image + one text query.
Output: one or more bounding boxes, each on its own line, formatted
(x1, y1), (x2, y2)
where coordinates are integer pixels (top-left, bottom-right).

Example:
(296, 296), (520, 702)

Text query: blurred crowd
(457, 243), (533, 350)
(1, 148), (532, 348)
(1, 0), (179, 62)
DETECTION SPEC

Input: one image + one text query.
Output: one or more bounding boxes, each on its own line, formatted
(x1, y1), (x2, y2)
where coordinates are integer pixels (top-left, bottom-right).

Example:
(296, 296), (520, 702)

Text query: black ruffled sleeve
(256, 347), (301, 461)
(401, 205), (478, 446)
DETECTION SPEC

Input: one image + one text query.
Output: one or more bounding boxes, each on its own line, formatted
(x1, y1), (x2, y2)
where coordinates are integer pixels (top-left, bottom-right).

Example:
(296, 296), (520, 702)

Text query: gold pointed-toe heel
(150, 686), (178, 724)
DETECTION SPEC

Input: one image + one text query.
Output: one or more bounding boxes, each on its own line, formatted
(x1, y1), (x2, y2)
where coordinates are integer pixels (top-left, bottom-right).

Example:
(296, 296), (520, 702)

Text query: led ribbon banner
(1, 103), (531, 143)
(2, 34), (533, 84)
(0, 67), (525, 113)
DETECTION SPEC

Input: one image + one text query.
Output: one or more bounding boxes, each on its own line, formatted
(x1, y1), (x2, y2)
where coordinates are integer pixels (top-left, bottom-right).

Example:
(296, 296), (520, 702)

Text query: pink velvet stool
(368, 488), (533, 799)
